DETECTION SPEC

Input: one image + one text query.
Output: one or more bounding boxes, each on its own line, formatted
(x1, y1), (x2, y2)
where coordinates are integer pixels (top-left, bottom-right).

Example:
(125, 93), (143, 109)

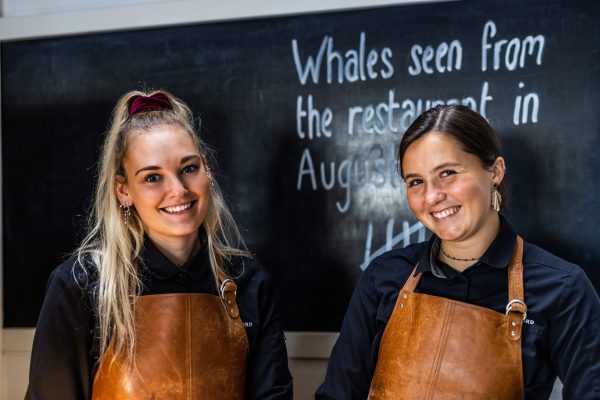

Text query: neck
(147, 233), (200, 266)
(438, 213), (501, 273)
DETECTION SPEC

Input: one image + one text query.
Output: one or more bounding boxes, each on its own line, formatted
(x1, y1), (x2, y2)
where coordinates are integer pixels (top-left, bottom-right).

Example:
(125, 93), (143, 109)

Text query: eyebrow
(403, 162), (462, 180)
(134, 154), (202, 176)
(181, 154), (202, 164)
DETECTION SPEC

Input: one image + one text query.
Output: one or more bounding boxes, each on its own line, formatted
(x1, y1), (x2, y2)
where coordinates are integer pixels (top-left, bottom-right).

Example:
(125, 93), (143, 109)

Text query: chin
(437, 233), (462, 242)
(161, 225), (202, 239)
(429, 225), (464, 241)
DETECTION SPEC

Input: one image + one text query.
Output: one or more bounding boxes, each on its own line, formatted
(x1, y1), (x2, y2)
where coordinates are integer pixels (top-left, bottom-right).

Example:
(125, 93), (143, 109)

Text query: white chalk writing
(360, 219), (427, 270)
(290, 20), (548, 271)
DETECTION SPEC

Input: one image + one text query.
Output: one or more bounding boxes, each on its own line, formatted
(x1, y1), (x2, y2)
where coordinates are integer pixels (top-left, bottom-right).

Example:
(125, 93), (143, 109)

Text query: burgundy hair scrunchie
(128, 93), (172, 116)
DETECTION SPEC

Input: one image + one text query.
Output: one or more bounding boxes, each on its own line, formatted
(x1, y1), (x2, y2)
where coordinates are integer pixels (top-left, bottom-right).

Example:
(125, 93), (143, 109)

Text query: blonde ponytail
(76, 89), (249, 363)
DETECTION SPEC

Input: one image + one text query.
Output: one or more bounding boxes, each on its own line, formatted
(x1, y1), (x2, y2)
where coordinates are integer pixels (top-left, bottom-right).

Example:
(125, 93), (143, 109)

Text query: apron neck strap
(505, 236), (527, 340)
(402, 266), (422, 293)
(507, 236), (525, 301)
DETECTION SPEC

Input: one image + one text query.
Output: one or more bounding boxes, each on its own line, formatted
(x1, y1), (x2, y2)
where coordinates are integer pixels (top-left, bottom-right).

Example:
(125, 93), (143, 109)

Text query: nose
(167, 176), (188, 197)
(424, 181), (444, 206)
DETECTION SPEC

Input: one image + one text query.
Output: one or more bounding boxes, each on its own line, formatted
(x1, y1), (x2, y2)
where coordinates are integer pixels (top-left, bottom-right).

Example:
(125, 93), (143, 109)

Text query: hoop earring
(491, 186), (502, 212)
(120, 201), (131, 224)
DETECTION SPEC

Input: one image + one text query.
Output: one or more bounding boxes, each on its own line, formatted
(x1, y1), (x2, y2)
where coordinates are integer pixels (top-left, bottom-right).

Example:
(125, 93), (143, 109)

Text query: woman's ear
(491, 156), (506, 186)
(115, 175), (132, 205)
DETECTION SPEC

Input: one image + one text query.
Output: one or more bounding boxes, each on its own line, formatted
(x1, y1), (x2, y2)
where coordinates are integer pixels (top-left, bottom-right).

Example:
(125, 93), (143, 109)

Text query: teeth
(432, 206), (459, 219)
(164, 202), (192, 213)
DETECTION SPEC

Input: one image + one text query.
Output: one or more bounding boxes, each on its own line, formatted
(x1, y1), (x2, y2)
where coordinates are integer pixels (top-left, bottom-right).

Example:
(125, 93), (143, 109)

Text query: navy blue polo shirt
(316, 217), (600, 399)
(26, 235), (293, 400)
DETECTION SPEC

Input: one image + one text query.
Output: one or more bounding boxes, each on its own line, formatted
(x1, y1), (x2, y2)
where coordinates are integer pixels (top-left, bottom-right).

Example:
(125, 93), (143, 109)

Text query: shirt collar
(140, 230), (209, 281)
(415, 215), (517, 276)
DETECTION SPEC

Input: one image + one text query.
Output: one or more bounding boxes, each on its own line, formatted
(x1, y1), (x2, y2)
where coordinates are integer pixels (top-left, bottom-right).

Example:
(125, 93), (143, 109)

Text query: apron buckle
(505, 299), (527, 320)
(220, 279), (237, 299)
(220, 279), (240, 319)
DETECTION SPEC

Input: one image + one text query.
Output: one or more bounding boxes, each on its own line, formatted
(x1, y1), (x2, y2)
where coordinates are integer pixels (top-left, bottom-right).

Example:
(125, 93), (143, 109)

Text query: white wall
(0, 0), (442, 40)
(2, 0), (173, 17)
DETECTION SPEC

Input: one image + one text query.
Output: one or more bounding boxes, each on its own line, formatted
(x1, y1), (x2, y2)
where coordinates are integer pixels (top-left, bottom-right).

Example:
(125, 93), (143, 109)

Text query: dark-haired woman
(26, 90), (292, 399)
(316, 105), (600, 399)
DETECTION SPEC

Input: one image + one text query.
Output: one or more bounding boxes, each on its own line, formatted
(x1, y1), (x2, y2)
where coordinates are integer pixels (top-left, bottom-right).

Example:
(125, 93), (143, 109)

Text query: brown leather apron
(368, 237), (527, 400)
(92, 279), (248, 400)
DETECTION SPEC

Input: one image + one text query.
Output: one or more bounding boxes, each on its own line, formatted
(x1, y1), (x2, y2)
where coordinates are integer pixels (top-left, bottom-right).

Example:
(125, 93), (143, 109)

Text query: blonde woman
(26, 90), (293, 399)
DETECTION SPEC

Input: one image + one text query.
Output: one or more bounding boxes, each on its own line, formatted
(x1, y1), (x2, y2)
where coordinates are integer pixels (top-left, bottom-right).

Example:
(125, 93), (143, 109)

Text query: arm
(244, 268), (293, 400)
(315, 265), (380, 400)
(25, 261), (95, 400)
(548, 267), (600, 399)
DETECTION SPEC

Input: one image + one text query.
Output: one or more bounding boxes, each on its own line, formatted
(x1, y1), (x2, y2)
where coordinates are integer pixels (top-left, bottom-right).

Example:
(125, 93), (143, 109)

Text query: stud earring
(491, 186), (502, 213)
(120, 201), (131, 223)
(206, 168), (216, 189)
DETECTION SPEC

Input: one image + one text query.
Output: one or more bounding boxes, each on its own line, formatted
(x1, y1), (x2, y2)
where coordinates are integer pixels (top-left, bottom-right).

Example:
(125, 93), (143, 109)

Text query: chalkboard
(2, 0), (599, 330)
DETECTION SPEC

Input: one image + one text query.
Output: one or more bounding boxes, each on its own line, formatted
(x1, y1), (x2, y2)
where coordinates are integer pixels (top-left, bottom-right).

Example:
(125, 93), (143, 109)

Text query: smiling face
(115, 123), (211, 249)
(402, 131), (505, 247)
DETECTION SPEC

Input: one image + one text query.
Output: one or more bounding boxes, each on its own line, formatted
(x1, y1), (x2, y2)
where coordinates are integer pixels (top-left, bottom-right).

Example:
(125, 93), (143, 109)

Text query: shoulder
(48, 254), (97, 294)
(37, 254), (97, 317)
(228, 255), (272, 291)
(522, 240), (588, 285)
(522, 240), (598, 310)
(370, 241), (427, 268)
(351, 242), (428, 318)
(364, 241), (428, 287)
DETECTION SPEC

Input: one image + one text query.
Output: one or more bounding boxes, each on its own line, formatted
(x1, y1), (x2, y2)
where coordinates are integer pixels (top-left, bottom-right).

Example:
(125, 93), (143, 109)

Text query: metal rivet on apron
(511, 331), (516, 337)
(400, 303), (404, 309)
(402, 293), (408, 299)
(230, 308), (235, 314)
(227, 300), (232, 305)
(511, 321), (517, 327)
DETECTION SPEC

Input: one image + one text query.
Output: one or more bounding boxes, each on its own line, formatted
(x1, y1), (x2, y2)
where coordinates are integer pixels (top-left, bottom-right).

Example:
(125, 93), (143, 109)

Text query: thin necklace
(440, 247), (480, 262)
